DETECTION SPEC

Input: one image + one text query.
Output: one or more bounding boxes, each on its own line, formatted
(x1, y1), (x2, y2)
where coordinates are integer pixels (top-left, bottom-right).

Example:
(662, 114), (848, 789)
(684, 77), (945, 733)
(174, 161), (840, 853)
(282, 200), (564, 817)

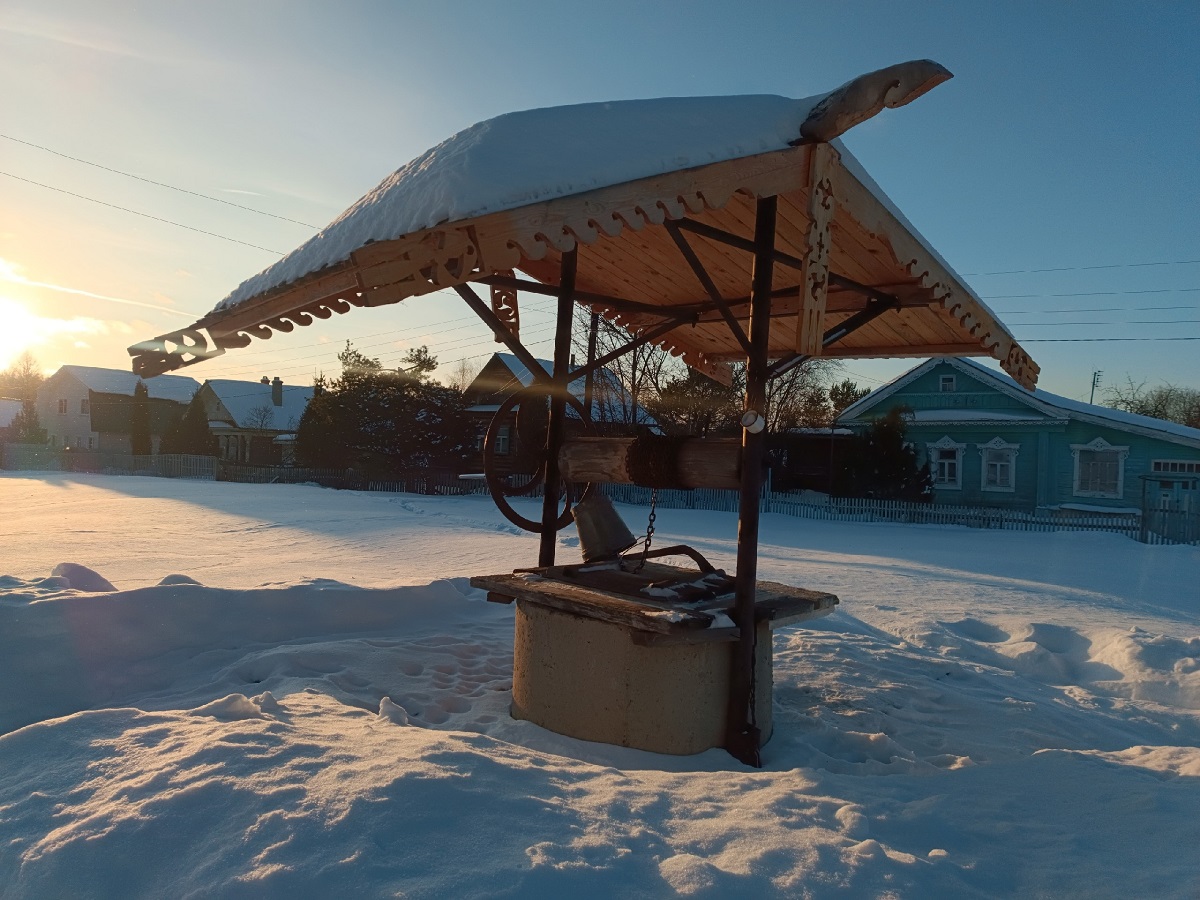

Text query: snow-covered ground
(1, 472), (1197, 899)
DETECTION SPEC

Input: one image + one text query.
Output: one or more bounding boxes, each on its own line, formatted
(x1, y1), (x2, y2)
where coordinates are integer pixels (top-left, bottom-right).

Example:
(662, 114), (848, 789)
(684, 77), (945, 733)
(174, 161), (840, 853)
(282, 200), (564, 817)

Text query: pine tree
(832, 407), (931, 501)
(130, 381), (152, 456)
(160, 394), (215, 456)
(10, 398), (46, 444)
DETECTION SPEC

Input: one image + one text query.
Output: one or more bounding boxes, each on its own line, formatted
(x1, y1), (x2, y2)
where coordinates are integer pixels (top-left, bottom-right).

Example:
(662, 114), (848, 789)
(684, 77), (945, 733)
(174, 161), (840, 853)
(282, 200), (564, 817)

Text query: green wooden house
(837, 357), (1200, 516)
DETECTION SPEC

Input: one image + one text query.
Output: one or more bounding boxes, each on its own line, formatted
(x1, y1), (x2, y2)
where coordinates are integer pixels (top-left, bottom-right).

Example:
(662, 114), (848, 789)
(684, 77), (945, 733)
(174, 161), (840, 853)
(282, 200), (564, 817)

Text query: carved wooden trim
(489, 270), (519, 343)
(797, 142), (836, 355)
(828, 152), (1040, 389)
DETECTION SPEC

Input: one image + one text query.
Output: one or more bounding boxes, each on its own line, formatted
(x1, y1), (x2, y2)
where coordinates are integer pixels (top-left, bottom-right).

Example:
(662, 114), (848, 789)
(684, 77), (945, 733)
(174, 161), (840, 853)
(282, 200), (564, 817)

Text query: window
(80, 398), (90, 414)
(939, 374), (956, 393)
(495, 426), (510, 456)
(1071, 438), (1128, 499)
(979, 437), (1019, 493)
(1152, 460), (1199, 474)
(927, 436), (965, 489)
(57, 399), (67, 415)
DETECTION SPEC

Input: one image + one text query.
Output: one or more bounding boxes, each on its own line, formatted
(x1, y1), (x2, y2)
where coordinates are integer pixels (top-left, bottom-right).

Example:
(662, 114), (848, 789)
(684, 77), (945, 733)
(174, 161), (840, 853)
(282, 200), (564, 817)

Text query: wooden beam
(559, 437), (741, 489)
(452, 283), (551, 383)
(664, 220), (753, 356)
(797, 59), (953, 142)
(797, 143), (836, 355)
(539, 248), (577, 567)
(727, 194), (776, 769)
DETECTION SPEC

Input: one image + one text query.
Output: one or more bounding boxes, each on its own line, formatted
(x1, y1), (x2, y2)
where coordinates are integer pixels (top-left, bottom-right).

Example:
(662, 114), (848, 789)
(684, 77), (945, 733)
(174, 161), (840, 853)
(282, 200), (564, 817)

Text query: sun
(0, 296), (41, 372)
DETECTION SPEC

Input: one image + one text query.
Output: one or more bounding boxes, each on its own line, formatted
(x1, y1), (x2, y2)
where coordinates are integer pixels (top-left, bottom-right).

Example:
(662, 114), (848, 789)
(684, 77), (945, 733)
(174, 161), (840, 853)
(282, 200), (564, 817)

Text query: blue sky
(1, 1), (1197, 401)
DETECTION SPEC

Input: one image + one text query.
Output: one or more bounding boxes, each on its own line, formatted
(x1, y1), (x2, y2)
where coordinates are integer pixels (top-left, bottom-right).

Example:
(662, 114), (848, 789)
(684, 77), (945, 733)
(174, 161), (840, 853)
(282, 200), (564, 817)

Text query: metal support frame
(538, 248), (578, 567)
(452, 283), (552, 384)
(664, 220), (753, 356)
(767, 293), (901, 380)
(726, 196), (777, 769)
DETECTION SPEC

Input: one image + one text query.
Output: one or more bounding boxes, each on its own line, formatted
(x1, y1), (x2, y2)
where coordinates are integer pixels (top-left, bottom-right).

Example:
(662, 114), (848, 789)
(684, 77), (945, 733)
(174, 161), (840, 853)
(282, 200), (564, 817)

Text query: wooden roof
(129, 61), (1039, 389)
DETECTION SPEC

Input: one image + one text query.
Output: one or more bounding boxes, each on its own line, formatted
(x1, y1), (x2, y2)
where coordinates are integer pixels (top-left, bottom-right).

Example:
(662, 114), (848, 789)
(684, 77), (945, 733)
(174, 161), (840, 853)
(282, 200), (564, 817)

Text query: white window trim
(979, 436), (1020, 493)
(1071, 437), (1129, 499)
(939, 374), (956, 393)
(927, 435), (966, 490)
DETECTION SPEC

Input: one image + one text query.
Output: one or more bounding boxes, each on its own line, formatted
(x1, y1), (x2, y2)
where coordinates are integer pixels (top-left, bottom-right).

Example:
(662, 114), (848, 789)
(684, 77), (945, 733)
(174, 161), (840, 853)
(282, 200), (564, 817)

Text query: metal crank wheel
(483, 385), (595, 533)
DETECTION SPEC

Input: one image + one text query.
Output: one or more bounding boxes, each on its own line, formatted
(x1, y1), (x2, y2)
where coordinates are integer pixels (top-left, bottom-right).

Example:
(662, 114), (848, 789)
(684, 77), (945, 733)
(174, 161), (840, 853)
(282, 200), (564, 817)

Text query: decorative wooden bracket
(798, 59), (953, 143)
(797, 142), (836, 355)
(489, 269), (520, 343)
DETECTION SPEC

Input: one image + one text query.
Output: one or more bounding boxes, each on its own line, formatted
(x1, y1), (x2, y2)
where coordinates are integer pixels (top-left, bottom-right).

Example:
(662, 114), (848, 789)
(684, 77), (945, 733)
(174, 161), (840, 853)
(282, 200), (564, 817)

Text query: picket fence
(3, 449), (1196, 546)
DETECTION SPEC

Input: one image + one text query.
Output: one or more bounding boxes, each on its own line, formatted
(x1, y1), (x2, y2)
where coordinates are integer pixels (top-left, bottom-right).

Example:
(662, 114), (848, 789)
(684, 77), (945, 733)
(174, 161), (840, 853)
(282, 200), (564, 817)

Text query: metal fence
(4, 448), (1197, 546)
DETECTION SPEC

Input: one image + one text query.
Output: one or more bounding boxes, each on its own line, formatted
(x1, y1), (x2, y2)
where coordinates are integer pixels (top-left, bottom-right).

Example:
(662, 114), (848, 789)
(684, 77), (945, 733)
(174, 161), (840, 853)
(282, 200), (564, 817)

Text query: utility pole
(1089, 370), (1103, 405)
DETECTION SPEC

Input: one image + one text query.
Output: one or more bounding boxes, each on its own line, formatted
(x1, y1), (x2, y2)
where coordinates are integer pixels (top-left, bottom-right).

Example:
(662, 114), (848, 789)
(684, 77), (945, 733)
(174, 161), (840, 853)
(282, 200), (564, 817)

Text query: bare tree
(444, 358), (481, 393)
(572, 314), (674, 427)
(1105, 377), (1200, 428)
(0, 351), (44, 400)
(244, 404), (276, 431)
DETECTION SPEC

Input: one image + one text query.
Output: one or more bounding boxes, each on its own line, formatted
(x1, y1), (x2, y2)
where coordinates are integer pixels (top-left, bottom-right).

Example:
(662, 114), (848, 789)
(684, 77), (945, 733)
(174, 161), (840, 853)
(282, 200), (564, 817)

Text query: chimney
(271, 377), (283, 407)
(260, 376), (269, 384)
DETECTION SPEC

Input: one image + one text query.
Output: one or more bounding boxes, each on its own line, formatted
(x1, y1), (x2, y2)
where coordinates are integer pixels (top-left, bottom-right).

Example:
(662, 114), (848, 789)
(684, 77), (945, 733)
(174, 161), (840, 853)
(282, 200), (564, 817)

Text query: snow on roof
(492, 353), (657, 427)
(58, 365), (200, 403)
(0, 398), (22, 428)
(906, 409), (1053, 424)
(954, 357), (1200, 446)
(204, 380), (314, 431)
(217, 92), (835, 311)
(839, 356), (1200, 448)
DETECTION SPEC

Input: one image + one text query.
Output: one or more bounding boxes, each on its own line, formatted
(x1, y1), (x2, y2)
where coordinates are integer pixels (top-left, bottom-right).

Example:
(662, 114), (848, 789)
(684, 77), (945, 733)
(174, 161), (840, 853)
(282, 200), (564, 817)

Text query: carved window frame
(978, 436), (1019, 493)
(1071, 437), (1129, 499)
(927, 435), (966, 490)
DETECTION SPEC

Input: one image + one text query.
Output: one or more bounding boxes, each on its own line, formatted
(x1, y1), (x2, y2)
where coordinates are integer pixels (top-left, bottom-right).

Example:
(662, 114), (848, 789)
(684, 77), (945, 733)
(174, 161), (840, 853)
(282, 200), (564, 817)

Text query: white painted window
(495, 426), (511, 456)
(979, 437), (1020, 493)
(1152, 459), (1199, 474)
(57, 399), (67, 415)
(939, 374), (956, 393)
(1071, 438), (1128, 499)
(927, 436), (965, 489)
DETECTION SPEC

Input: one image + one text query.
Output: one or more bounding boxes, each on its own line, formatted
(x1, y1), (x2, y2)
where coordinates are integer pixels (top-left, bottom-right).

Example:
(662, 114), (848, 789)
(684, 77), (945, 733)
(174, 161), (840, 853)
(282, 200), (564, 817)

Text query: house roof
(54, 365), (200, 403)
(129, 60), (1038, 390)
(202, 380), (314, 431)
(477, 353), (657, 427)
(839, 357), (1200, 450)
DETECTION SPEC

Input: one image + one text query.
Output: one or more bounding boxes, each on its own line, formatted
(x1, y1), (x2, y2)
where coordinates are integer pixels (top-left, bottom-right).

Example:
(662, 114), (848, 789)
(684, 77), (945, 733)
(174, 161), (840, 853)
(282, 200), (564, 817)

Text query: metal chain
(634, 488), (658, 572)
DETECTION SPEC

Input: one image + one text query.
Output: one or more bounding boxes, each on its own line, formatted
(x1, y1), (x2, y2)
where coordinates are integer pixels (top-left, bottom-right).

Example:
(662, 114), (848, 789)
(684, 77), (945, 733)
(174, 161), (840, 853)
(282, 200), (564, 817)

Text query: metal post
(539, 248), (577, 566)
(726, 195), (776, 767)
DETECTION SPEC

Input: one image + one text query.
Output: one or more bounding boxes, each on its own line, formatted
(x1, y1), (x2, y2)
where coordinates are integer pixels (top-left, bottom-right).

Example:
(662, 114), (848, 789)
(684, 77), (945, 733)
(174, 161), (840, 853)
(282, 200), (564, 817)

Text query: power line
(0, 133), (321, 229)
(1001, 306), (1197, 315)
(0, 170), (285, 254)
(965, 259), (1200, 277)
(985, 287), (1200, 301)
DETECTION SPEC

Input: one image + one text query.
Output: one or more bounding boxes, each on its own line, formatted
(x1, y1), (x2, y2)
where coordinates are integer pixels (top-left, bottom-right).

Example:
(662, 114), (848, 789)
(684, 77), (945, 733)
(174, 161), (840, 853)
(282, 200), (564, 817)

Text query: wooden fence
(3, 449), (1196, 546)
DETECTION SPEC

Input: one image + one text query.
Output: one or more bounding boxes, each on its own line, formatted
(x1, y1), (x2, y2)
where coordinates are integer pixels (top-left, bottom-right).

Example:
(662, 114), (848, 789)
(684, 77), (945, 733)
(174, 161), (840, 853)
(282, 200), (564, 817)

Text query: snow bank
(1, 474), (1197, 897)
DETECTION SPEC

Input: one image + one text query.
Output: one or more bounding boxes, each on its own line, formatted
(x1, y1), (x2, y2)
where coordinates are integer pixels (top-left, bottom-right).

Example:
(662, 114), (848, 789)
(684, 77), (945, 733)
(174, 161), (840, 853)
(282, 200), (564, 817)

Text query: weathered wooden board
(471, 562), (838, 644)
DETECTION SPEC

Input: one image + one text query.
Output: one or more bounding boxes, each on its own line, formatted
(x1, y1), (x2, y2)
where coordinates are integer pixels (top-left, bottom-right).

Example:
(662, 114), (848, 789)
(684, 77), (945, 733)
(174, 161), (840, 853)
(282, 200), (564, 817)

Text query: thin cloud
(0, 258), (199, 318)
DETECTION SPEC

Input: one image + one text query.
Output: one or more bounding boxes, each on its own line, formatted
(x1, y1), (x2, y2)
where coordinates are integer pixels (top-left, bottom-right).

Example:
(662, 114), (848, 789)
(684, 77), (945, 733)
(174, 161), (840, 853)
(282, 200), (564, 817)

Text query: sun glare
(0, 296), (42, 371)
(0, 295), (109, 372)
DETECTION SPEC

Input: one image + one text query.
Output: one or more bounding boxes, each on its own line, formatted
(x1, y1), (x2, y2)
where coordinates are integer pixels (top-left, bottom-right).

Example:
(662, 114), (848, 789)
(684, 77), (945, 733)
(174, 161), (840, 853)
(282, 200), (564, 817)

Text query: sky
(0, 1), (1197, 402)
